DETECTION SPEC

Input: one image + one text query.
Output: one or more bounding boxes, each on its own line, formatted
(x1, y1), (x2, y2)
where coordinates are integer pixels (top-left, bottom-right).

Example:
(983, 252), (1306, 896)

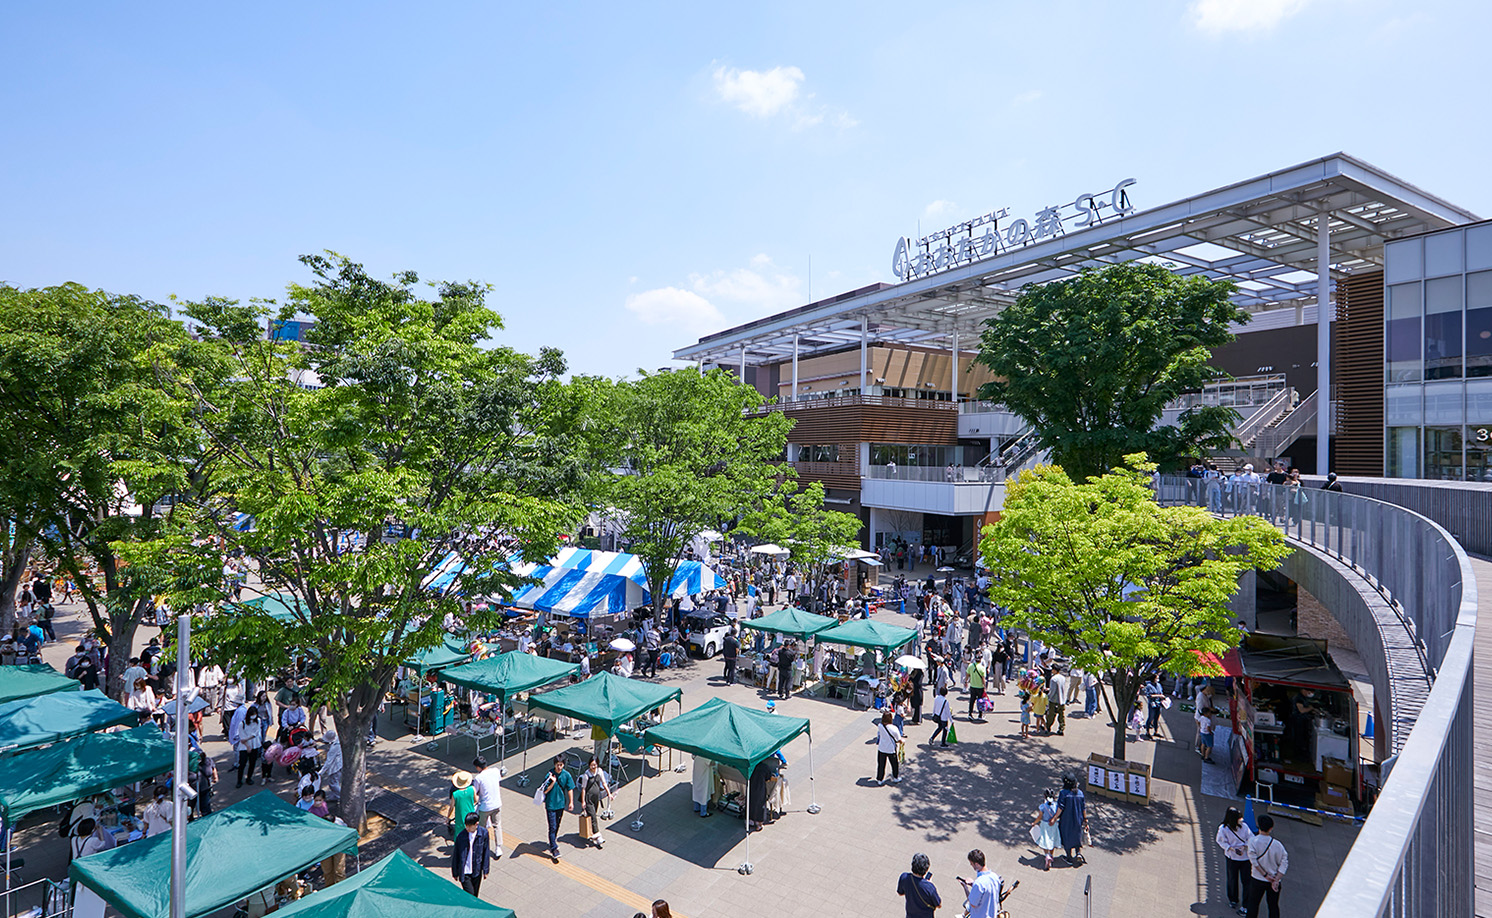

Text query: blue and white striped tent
(421, 551), (535, 593)
(511, 548), (727, 618)
(232, 513), (255, 532)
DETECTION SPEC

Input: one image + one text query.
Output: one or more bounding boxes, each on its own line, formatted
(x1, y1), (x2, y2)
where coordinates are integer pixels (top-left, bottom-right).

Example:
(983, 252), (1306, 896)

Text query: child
(1018, 690), (1032, 737)
(1197, 706), (1216, 763)
(1030, 679), (1049, 733)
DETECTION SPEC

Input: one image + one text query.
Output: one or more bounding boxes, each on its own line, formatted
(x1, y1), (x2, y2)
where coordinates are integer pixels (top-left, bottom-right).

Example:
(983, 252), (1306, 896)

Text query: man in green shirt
(541, 756), (576, 862)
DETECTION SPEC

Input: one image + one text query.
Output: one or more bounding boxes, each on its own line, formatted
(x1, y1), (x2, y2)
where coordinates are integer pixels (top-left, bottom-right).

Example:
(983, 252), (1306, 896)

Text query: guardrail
(865, 465), (999, 483)
(1157, 476), (1476, 917)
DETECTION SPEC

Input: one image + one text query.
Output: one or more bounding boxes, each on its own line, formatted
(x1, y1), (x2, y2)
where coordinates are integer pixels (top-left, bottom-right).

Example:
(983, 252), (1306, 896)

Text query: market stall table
(441, 652), (580, 782)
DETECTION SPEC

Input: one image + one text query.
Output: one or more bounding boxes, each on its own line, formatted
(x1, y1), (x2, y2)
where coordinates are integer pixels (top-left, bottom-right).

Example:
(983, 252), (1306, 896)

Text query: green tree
(0, 283), (209, 695)
(975, 263), (1247, 481)
(979, 455), (1290, 760)
(140, 254), (588, 830)
(599, 368), (793, 622)
(738, 481), (864, 585)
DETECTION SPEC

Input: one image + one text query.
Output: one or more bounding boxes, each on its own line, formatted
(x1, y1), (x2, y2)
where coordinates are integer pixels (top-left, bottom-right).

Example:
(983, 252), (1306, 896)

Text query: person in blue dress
(1030, 790), (1061, 870)
(1055, 772), (1088, 865)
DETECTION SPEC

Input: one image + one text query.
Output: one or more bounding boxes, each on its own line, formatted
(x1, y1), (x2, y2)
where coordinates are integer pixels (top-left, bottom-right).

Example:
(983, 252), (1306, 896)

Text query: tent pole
(806, 735), (821, 814)
(630, 758), (645, 831)
(739, 778), (753, 875)
(171, 613), (191, 918)
(515, 694), (530, 787)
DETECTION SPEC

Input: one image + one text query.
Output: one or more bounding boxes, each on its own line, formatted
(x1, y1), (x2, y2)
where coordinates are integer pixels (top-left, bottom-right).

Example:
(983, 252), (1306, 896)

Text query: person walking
(1142, 673), (1165, 739)
(1245, 814), (1288, 918)
(450, 812), (491, 897)
(874, 710), (902, 785)
(450, 770), (477, 838)
(471, 755), (503, 860)
(909, 665), (925, 725)
(929, 687), (952, 747)
(540, 756), (576, 862)
(896, 852), (941, 918)
(1046, 665), (1069, 735)
(234, 707), (262, 787)
(1054, 773), (1087, 864)
(965, 657), (987, 720)
(1030, 790), (1061, 870)
(1216, 806), (1255, 913)
(578, 756), (613, 848)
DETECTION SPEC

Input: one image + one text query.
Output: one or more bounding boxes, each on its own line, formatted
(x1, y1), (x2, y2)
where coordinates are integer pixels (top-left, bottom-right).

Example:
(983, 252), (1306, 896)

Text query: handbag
(532, 785), (546, 807)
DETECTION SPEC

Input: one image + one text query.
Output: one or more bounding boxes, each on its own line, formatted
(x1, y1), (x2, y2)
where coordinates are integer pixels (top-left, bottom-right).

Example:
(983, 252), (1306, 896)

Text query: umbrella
(936, 566), (955, 572)
(699, 530), (724, 542)
(609, 638), (636, 652)
(160, 694), (210, 716)
(895, 655), (926, 670)
(749, 544), (788, 556)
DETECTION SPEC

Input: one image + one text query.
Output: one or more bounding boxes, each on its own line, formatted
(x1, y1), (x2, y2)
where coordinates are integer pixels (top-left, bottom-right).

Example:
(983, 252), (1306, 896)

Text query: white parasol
(609, 638), (636, 652)
(894, 655), (927, 670)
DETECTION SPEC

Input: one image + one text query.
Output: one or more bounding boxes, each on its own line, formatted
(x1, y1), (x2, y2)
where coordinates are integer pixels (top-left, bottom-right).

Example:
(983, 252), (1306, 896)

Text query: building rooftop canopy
(675, 153), (1478, 367)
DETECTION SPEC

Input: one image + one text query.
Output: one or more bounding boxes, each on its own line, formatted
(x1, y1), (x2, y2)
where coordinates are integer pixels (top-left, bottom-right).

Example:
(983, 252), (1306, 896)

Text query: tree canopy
(593, 368), (793, 621)
(131, 253), (590, 829)
(975, 263), (1248, 481)
(737, 481), (863, 581)
(979, 454), (1290, 760)
(0, 283), (212, 694)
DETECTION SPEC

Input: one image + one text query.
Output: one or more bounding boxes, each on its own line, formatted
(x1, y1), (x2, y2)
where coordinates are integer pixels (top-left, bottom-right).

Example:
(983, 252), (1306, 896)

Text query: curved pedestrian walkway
(1471, 554), (1492, 918)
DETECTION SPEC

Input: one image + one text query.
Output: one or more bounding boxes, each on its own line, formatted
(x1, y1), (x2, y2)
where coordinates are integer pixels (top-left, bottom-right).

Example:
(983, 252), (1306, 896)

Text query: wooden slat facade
(1335, 271), (1386, 476)
(779, 400), (960, 493)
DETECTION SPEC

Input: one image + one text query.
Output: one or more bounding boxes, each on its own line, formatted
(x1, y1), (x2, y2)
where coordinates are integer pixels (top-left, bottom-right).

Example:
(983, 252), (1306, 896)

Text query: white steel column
(951, 331), (960, 403)
(860, 316), (868, 394)
(792, 335), (800, 402)
(739, 346), (747, 384)
(1316, 212), (1332, 475)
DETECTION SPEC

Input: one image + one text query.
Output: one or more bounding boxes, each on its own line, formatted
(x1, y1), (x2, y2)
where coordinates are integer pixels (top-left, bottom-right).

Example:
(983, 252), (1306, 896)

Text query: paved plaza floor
(18, 600), (1360, 918)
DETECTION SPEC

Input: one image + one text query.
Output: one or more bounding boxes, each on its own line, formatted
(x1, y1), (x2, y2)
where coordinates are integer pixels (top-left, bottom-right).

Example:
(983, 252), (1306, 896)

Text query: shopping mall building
(674, 154), (1490, 917)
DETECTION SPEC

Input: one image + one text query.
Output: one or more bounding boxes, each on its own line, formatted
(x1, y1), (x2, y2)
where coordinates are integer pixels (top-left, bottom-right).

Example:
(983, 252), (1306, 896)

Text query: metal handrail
(1254, 389), (1317, 457)
(1229, 387), (1295, 449)
(1157, 476), (1477, 917)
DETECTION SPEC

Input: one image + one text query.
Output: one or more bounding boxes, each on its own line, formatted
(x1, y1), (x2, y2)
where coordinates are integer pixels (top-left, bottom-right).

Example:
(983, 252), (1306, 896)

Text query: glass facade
(1383, 225), (1492, 480)
(870, 443), (968, 467)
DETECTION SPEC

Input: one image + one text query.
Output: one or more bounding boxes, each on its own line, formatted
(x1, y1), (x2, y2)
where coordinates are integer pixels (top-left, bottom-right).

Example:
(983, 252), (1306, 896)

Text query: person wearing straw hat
(449, 770), (477, 838)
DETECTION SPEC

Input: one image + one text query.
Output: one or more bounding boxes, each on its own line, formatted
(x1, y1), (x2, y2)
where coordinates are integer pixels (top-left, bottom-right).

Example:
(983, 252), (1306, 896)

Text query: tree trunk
(334, 679), (386, 833)
(105, 613), (139, 701)
(1109, 671), (1140, 761)
(0, 536), (30, 637)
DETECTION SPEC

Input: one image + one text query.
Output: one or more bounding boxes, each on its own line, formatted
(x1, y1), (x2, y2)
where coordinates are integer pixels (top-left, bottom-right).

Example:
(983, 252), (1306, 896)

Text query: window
(1424, 277), (1463, 380)
(1468, 424), (1492, 483)
(1387, 283), (1422, 382)
(1387, 427), (1419, 478)
(1467, 271), (1492, 378)
(795, 445), (840, 463)
(1424, 427), (1464, 481)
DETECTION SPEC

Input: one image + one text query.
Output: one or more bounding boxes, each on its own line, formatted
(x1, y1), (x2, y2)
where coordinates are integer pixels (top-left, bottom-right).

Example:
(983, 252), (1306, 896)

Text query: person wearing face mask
(578, 756), (614, 848)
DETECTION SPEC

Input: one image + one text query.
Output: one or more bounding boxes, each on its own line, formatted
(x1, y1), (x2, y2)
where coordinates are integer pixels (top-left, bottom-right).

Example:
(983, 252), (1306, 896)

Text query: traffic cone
(1362, 712), (1374, 740)
(946, 721), (959, 744)
(1243, 794), (1258, 833)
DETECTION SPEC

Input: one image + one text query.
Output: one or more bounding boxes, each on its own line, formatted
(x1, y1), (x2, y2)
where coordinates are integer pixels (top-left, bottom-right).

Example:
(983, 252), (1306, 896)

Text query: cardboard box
(1316, 784), (1353, 816)
(1126, 762), (1151, 804)
(1085, 754), (1111, 796)
(1322, 760), (1353, 789)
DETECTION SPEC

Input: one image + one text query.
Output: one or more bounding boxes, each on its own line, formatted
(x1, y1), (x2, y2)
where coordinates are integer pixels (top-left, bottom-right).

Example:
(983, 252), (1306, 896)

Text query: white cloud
(712, 64), (855, 130)
(690, 255), (802, 313)
(713, 65), (804, 118)
(1011, 90), (1042, 105)
(1191, 0), (1312, 34)
(923, 200), (961, 222)
(624, 287), (724, 332)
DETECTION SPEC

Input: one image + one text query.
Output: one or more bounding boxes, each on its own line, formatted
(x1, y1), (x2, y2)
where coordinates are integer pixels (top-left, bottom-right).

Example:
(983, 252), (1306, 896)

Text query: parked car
(683, 611), (733, 658)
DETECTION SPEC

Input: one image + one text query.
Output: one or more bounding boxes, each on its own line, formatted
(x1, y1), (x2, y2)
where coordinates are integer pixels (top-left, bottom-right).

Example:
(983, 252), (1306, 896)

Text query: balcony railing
(1157, 476), (1476, 918)
(757, 393), (960, 413)
(865, 464), (999, 483)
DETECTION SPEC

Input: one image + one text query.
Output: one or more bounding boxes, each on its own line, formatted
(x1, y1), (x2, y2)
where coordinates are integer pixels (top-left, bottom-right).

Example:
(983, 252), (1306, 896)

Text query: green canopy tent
(0, 724), (173, 823)
(441, 652), (580, 783)
(0, 723), (174, 889)
(236, 592), (307, 621)
(269, 850), (516, 918)
(526, 672), (682, 797)
(814, 619), (917, 654)
(0, 689), (137, 753)
(641, 698), (815, 874)
(815, 620), (918, 709)
(0, 663), (80, 704)
(69, 792), (359, 918)
(400, 635), (476, 740)
(738, 608), (837, 641)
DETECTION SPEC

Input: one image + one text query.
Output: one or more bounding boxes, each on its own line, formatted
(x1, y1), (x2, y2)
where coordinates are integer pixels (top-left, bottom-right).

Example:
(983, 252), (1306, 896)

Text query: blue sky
(4, 1), (1488, 378)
